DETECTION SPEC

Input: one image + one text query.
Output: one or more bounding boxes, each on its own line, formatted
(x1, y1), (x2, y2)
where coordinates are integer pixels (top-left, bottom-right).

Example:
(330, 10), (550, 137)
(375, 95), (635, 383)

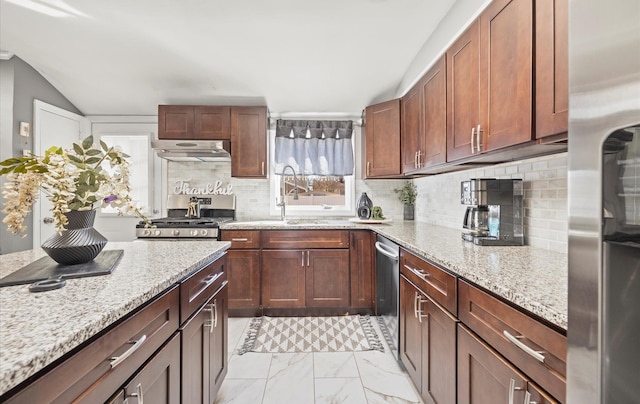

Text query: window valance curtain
(274, 120), (354, 176)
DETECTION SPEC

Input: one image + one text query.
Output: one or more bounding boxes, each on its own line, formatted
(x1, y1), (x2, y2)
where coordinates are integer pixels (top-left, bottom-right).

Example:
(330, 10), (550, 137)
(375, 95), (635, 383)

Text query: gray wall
(0, 56), (82, 255)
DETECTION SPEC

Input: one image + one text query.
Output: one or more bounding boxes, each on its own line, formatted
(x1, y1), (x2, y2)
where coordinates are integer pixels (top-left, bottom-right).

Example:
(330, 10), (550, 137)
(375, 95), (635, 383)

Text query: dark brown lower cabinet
(262, 249), (349, 309)
(349, 231), (375, 310)
(110, 333), (181, 404)
(458, 324), (558, 404)
(182, 282), (229, 403)
(400, 275), (457, 404)
(227, 249), (261, 310)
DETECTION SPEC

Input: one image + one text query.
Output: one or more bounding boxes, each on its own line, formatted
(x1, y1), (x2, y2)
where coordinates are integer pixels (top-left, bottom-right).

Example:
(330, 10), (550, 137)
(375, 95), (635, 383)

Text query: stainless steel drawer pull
(404, 264), (429, 281)
(307, 250), (310, 267)
(503, 330), (545, 363)
(261, 161), (265, 176)
(110, 335), (147, 368)
(523, 391), (537, 404)
(231, 238), (249, 242)
(203, 271), (223, 288)
(508, 379), (524, 404)
(204, 302), (215, 333)
(470, 127), (476, 153)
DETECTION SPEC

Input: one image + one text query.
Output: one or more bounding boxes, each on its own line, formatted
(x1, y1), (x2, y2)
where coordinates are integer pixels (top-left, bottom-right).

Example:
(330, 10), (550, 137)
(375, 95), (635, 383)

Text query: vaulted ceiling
(0, 0), (478, 116)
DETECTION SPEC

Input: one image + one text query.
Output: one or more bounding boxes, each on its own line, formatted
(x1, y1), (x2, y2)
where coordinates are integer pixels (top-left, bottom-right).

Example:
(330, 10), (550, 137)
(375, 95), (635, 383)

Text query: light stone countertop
(222, 219), (568, 331)
(0, 240), (230, 397)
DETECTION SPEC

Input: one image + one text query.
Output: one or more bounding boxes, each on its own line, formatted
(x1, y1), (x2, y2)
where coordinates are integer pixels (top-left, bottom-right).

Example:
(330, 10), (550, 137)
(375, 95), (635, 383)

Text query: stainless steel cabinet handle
(508, 378), (524, 404)
(307, 251), (310, 267)
(476, 125), (483, 152)
(213, 299), (218, 328)
(417, 150), (422, 168)
(503, 330), (545, 363)
(416, 294), (426, 323)
(126, 383), (144, 404)
(43, 217), (55, 224)
(367, 162), (370, 176)
(231, 238), (249, 242)
(413, 292), (419, 319)
(470, 127), (476, 153)
(261, 161), (265, 176)
(203, 302), (215, 333)
(203, 272), (223, 288)
(523, 391), (537, 404)
(302, 251), (305, 267)
(414, 151), (418, 169)
(110, 335), (147, 368)
(403, 264), (429, 281)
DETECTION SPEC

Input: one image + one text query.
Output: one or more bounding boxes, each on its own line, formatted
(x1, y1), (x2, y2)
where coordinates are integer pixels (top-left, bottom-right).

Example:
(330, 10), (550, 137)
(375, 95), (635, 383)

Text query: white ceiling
(0, 0), (460, 116)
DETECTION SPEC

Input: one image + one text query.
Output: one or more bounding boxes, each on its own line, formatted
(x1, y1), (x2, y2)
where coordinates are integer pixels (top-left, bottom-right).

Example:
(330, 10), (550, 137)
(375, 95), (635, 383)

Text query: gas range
(136, 194), (235, 239)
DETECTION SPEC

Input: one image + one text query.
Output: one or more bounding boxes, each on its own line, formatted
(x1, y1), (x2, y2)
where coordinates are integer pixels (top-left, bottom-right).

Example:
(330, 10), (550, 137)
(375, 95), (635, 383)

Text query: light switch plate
(19, 122), (30, 137)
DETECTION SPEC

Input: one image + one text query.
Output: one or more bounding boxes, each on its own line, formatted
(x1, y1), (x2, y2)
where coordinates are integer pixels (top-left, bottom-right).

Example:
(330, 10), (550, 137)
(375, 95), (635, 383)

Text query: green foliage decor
(394, 181), (417, 205)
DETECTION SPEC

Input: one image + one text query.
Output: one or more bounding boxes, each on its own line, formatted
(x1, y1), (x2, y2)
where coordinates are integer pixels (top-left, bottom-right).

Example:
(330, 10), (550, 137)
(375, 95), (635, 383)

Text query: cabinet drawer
(6, 286), (179, 403)
(180, 255), (228, 324)
(262, 230), (349, 249)
(458, 279), (566, 401)
(400, 248), (457, 315)
(221, 230), (261, 249)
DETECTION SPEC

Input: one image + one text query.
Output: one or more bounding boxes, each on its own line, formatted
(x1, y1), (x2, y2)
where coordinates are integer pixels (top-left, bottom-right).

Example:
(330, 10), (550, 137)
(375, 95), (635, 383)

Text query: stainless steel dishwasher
(375, 234), (400, 361)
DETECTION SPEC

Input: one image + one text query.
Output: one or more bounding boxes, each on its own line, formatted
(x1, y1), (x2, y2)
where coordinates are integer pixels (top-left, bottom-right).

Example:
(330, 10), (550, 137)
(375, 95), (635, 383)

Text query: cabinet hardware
(414, 292), (419, 319)
(404, 264), (429, 281)
(508, 378), (524, 404)
(523, 391), (537, 404)
(417, 150), (422, 168)
(366, 162), (370, 176)
(503, 330), (546, 363)
(203, 302), (215, 333)
(213, 299), (218, 328)
(126, 383), (144, 404)
(476, 125), (483, 152)
(307, 251), (310, 267)
(416, 295), (428, 323)
(110, 335), (147, 368)
(203, 272), (223, 289)
(261, 161), (265, 176)
(231, 238), (249, 242)
(414, 151), (418, 169)
(471, 127), (476, 153)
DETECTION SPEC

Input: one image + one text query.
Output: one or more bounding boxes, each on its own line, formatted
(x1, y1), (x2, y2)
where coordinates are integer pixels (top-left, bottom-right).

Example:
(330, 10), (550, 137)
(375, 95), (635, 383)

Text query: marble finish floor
(216, 317), (425, 404)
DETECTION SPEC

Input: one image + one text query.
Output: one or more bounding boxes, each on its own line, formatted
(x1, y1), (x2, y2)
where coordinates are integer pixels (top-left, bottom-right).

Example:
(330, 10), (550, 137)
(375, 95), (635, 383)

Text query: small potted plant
(394, 181), (417, 220)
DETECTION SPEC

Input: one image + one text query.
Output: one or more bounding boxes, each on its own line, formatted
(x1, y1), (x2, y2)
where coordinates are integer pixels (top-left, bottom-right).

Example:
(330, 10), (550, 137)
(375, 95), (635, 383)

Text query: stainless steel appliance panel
(375, 235), (400, 361)
(568, 1), (640, 402)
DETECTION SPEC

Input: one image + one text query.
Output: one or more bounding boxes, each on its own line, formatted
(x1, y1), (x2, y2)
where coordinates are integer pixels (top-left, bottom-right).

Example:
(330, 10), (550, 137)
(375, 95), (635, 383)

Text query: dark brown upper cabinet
(535, 0), (568, 139)
(447, 0), (534, 162)
(231, 106), (267, 178)
(158, 105), (231, 140)
(402, 55), (447, 174)
(363, 99), (402, 179)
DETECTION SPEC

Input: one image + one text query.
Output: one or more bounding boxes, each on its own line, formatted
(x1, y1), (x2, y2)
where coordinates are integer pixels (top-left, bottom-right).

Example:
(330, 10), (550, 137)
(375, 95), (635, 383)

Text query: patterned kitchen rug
(238, 315), (385, 355)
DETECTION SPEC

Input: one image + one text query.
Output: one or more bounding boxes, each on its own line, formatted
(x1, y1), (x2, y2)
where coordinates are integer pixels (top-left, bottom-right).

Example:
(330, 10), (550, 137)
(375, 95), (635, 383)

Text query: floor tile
(226, 352), (273, 379)
(227, 317), (251, 357)
(214, 378), (266, 404)
(314, 352), (359, 378)
(262, 353), (314, 404)
(355, 350), (422, 403)
(315, 378), (367, 404)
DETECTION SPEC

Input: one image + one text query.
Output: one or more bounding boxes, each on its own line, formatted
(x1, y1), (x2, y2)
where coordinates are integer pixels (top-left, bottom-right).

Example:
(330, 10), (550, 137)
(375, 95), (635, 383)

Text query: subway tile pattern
(217, 318), (423, 404)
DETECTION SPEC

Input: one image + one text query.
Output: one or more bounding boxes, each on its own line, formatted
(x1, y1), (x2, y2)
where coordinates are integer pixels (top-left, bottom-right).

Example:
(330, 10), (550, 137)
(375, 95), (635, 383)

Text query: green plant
(394, 181), (417, 205)
(0, 135), (150, 234)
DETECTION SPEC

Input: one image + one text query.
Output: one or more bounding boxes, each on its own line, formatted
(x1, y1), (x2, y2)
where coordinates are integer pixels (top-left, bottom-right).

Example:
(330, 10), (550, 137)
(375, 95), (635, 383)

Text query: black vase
(356, 192), (373, 219)
(41, 210), (108, 265)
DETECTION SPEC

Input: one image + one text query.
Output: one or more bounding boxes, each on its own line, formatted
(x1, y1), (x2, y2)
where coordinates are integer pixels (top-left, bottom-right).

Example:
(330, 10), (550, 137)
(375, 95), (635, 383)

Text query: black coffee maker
(461, 178), (524, 246)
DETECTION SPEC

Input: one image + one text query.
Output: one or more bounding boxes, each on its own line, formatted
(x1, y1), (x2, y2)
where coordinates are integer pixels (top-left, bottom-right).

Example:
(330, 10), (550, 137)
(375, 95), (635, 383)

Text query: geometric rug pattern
(238, 315), (384, 355)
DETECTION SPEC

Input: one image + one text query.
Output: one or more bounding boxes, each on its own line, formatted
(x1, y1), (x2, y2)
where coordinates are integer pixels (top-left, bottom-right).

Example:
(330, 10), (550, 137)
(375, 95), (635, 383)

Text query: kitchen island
(222, 220), (567, 330)
(0, 240), (230, 398)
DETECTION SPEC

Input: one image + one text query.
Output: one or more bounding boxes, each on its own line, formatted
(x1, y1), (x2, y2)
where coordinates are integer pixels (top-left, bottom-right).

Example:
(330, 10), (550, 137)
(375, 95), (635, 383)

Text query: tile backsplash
(167, 152), (568, 253)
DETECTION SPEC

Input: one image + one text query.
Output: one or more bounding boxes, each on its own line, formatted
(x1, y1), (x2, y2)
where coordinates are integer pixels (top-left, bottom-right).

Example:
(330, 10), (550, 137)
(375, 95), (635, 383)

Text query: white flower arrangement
(0, 135), (151, 235)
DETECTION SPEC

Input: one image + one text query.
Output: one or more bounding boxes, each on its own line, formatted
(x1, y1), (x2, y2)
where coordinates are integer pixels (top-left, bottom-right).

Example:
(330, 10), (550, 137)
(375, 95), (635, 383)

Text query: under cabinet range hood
(151, 139), (231, 162)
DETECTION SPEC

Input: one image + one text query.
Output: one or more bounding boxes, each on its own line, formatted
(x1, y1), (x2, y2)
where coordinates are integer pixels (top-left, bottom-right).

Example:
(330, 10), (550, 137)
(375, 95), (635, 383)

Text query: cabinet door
(181, 300), (209, 404)
(262, 250), (306, 308)
(227, 250), (261, 310)
(158, 105), (194, 139)
(420, 55), (447, 168)
(535, 0), (568, 139)
(421, 297), (457, 404)
(480, 0), (533, 151)
(401, 84), (422, 173)
(210, 285), (228, 401)
(364, 99), (401, 178)
(231, 106), (267, 177)
(446, 19), (481, 162)
(458, 325), (527, 404)
(194, 106), (231, 140)
(306, 249), (350, 308)
(400, 276), (422, 389)
(123, 333), (181, 404)
(349, 231), (374, 309)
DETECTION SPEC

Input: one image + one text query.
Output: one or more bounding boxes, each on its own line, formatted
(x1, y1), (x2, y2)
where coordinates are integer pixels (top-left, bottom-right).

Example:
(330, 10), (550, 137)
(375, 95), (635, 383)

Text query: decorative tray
(348, 218), (393, 224)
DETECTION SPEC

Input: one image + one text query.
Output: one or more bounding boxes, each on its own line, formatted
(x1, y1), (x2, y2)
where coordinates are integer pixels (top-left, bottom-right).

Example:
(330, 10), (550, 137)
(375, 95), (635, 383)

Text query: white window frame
(268, 129), (356, 218)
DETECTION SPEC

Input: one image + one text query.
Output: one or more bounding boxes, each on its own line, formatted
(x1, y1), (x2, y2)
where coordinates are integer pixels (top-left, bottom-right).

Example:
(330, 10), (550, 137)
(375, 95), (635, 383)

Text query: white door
(33, 100), (90, 248)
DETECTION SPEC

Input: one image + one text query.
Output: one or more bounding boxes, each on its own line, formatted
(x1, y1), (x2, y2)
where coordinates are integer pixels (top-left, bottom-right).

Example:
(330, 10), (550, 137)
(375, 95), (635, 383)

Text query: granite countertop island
(223, 219), (568, 330)
(0, 240), (230, 397)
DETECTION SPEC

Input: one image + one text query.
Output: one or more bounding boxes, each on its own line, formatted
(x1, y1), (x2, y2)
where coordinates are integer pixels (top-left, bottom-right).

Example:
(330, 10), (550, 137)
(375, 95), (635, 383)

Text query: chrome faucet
(277, 165), (299, 221)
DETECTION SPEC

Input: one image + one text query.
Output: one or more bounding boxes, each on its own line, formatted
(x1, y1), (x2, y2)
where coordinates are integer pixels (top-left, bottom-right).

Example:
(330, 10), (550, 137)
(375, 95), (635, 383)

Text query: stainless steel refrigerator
(568, 1), (640, 402)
